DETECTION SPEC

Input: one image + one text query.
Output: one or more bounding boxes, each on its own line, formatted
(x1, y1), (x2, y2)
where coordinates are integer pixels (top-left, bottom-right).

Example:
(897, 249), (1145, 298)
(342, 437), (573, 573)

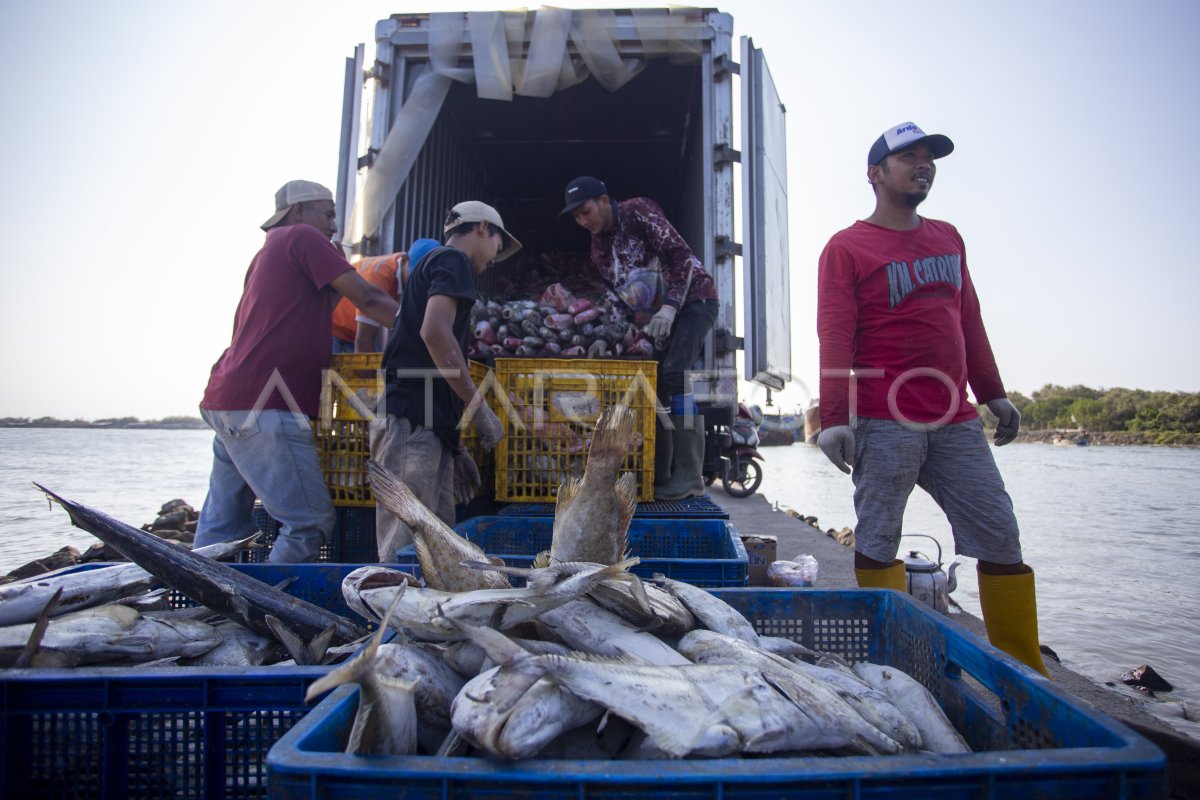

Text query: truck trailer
(334, 7), (792, 401)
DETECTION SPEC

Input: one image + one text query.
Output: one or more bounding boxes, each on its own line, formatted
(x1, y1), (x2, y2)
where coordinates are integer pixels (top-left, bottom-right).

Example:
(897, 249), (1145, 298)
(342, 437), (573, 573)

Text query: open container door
(335, 43), (365, 255)
(740, 37), (791, 390)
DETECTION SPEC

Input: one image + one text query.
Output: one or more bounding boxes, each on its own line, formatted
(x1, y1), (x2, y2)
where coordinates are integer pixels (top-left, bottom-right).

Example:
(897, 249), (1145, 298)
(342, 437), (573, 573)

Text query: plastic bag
(767, 555), (819, 587)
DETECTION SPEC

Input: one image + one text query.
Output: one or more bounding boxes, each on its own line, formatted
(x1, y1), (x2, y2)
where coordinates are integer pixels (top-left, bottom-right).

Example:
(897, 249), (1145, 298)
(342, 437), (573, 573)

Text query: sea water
(1, 427), (1197, 740)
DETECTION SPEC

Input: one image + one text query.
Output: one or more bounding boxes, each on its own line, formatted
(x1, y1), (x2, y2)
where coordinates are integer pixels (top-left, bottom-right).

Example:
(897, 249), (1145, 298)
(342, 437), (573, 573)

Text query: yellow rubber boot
(854, 560), (907, 591)
(977, 568), (1050, 677)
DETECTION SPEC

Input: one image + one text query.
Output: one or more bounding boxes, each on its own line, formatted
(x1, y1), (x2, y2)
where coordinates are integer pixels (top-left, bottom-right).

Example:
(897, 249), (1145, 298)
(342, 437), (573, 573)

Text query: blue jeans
(195, 408), (335, 563)
(332, 337), (354, 354)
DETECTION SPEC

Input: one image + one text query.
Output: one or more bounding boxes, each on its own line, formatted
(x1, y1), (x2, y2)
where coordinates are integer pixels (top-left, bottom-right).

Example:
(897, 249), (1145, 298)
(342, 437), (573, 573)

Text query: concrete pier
(707, 488), (1199, 797)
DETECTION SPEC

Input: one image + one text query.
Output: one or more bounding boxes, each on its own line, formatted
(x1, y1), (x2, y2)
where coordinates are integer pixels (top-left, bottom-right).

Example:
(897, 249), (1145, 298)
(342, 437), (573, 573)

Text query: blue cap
(407, 238), (440, 266)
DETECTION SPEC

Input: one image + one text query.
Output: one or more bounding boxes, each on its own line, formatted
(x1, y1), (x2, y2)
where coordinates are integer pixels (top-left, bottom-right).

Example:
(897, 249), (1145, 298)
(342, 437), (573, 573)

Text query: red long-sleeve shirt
(817, 218), (1006, 429)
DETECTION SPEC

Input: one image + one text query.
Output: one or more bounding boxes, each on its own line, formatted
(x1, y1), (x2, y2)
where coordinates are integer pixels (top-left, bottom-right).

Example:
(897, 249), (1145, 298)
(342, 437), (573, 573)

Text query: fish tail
(367, 460), (449, 534)
(304, 586), (405, 702)
(444, 616), (530, 670)
(587, 405), (636, 466)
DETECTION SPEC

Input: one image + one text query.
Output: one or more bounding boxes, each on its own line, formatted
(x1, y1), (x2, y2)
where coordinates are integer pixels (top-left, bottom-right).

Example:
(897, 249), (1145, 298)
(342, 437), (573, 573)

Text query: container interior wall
(389, 57), (707, 296)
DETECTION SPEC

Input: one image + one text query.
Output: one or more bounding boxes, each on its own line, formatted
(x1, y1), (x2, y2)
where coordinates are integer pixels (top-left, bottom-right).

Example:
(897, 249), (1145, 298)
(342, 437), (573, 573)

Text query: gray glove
(452, 447), (481, 505)
(986, 398), (1021, 446)
(643, 305), (677, 349)
(471, 403), (505, 452)
(817, 425), (855, 474)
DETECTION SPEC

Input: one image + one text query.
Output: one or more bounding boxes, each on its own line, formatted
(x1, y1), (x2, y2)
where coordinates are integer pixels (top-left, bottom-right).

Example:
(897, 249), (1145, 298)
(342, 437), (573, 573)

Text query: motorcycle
(701, 403), (765, 497)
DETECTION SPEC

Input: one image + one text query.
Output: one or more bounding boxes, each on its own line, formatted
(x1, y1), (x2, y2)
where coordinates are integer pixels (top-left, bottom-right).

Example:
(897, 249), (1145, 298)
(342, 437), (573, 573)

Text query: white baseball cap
(868, 122), (954, 166)
(443, 201), (523, 262)
(261, 180), (333, 231)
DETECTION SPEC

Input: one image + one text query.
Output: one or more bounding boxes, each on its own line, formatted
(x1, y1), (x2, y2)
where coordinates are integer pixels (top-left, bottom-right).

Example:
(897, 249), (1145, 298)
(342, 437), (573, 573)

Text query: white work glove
(643, 305), (678, 349)
(986, 398), (1021, 446)
(452, 446), (481, 505)
(469, 402), (505, 452)
(817, 425), (855, 474)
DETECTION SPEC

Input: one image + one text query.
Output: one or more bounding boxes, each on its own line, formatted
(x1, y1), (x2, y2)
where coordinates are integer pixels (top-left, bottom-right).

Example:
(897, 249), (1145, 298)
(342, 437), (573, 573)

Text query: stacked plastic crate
(248, 354), (496, 562)
(453, 357), (749, 587)
(0, 563), (395, 799)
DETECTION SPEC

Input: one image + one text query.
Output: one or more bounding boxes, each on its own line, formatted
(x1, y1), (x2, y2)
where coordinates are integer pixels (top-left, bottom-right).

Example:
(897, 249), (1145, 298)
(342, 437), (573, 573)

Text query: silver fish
(304, 595), (420, 756)
(451, 663), (602, 759)
(586, 579), (695, 635)
(345, 561), (638, 642)
(180, 618), (286, 667)
(457, 624), (901, 758)
(0, 534), (259, 627)
(678, 629), (922, 752)
(651, 573), (760, 645)
(366, 461), (510, 592)
(38, 486), (367, 645)
(852, 662), (971, 753)
(537, 599), (690, 665)
(0, 603), (222, 667)
(543, 405), (638, 566)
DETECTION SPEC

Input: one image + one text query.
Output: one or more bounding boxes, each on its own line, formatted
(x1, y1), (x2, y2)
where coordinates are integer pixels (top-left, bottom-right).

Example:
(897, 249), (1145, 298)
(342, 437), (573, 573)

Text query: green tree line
(978, 385), (1200, 445)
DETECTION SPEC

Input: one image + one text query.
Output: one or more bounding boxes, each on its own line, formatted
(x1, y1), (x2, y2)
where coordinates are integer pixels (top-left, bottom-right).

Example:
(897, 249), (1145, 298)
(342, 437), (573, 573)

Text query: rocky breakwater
(1, 499), (199, 584)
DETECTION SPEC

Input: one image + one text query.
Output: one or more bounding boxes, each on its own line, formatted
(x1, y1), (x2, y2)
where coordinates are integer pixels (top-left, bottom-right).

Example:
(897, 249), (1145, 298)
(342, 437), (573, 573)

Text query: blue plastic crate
(496, 495), (730, 520)
(396, 516), (748, 588)
(266, 589), (1165, 800)
(247, 505), (377, 563)
(0, 563), (388, 800)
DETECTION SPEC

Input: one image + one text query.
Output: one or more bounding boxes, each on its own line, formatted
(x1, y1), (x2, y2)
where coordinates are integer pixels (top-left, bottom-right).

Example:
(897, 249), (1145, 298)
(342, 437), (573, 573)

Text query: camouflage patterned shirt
(589, 197), (718, 310)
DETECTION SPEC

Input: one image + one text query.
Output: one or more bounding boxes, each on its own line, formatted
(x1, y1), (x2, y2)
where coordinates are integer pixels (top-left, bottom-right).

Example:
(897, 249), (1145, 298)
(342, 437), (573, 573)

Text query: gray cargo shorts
(370, 414), (455, 562)
(851, 417), (1023, 564)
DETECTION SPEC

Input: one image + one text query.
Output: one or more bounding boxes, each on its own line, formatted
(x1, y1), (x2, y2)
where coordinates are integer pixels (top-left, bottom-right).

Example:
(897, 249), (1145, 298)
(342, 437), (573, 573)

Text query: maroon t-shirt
(201, 225), (352, 417)
(817, 218), (1006, 428)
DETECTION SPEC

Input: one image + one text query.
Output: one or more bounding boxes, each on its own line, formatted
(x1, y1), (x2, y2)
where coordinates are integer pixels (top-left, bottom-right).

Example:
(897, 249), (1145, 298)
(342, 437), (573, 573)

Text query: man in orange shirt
(331, 238), (440, 352)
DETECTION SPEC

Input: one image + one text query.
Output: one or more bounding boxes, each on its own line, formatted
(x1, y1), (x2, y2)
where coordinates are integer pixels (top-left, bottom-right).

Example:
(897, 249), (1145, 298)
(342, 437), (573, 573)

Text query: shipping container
(334, 7), (792, 396)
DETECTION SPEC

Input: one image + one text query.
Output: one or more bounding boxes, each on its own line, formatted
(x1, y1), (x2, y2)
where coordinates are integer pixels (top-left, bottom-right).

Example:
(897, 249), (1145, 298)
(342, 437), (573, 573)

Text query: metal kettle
(901, 534), (959, 614)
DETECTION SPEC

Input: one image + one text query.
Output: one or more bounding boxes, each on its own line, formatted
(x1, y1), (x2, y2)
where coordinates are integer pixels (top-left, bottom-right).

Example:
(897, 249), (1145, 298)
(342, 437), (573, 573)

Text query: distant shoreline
(0, 417), (207, 430)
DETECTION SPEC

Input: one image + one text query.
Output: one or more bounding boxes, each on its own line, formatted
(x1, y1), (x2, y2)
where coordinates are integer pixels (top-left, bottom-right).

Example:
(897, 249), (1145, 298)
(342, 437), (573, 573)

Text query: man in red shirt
(816, 123), (1048, 676)
(195, 180), (399, 563)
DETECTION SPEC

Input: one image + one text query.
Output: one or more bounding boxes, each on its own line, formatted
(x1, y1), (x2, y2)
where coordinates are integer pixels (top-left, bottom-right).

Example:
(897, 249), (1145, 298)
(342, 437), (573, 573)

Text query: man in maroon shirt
(816, 124), (1048, 676)
(195, 180), (399, 563)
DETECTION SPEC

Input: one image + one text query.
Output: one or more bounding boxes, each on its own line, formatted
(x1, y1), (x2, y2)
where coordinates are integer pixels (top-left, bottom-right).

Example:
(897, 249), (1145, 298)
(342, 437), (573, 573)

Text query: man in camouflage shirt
(561, 176), (718, 500)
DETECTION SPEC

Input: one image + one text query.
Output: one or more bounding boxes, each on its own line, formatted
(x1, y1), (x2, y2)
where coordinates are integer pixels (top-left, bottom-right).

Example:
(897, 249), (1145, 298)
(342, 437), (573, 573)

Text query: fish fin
(265, 615), (308, 663)
(440, 611), (530, 669)
(553, 476), (583, 517)
(304, 587), (404, 702)
(271, 576), (299, 593)
(461, 559), (531, 578)
(531, 550), (552, 569)
(613, 473), (638, 560)
(411, 533), (440, 588)
(587, 405), (636, 465)
(14, 587), (63, 668)
(599, 557), (639, 578)
(600, 571), (653, 615)
(367, 460), (455, 536)
(435, 729), (472, 757)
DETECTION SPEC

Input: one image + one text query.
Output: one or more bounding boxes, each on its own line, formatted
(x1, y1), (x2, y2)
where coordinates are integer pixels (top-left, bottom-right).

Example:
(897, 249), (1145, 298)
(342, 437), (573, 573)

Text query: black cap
(559, 176), (608, 217)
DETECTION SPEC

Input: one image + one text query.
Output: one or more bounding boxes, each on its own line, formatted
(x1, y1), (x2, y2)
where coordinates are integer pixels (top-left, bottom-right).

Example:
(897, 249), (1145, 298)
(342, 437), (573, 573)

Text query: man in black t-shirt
(373, 201), (521, 561)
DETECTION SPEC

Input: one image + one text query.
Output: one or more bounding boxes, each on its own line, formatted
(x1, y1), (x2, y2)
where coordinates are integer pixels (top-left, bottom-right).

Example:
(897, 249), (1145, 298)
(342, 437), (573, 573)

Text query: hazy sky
(1, 0), (1196, 419)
